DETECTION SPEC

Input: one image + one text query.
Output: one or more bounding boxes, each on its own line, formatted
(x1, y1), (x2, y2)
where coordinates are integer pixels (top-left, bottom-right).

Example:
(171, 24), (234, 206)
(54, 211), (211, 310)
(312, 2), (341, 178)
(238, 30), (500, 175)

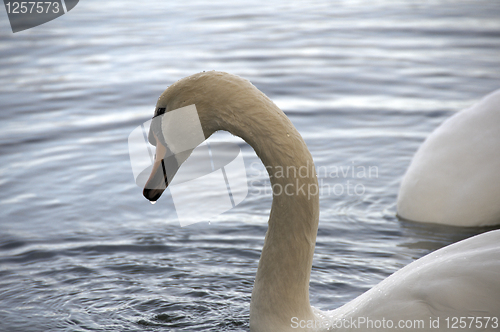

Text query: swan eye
(154, 107), (166, 117)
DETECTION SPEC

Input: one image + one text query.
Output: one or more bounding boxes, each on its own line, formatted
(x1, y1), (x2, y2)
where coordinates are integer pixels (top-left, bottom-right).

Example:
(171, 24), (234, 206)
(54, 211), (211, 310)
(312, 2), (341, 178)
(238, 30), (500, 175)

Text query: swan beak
(143, 136), (169, 202)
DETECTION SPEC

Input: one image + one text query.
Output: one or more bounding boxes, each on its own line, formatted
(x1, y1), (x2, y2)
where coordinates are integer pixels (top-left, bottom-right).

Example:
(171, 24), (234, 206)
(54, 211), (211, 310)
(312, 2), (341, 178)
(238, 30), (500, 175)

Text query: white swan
(397, 89), (500, 226)
(142, 72), (500, 331)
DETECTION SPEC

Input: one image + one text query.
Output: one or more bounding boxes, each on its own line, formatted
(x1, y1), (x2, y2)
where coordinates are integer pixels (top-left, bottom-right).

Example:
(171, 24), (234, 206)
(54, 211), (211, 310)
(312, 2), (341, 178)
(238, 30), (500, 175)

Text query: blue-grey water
(1, 0), (500, 331)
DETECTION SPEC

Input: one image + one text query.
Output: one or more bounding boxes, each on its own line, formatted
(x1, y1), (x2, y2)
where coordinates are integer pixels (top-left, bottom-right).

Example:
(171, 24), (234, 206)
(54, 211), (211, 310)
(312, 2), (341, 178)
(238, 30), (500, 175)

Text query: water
(1, 0), (499, 331)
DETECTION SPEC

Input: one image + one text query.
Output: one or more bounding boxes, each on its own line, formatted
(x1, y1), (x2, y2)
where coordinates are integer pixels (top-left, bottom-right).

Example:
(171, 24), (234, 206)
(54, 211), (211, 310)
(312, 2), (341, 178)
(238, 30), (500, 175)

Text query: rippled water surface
(1, 0), (500, 331)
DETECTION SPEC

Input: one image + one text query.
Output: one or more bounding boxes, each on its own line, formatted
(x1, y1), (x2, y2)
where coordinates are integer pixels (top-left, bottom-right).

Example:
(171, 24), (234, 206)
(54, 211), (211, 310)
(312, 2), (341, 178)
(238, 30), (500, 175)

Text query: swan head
(142, 70), (282, 202)
(142, 102), (210, 202)
(142, 71), (235, 202)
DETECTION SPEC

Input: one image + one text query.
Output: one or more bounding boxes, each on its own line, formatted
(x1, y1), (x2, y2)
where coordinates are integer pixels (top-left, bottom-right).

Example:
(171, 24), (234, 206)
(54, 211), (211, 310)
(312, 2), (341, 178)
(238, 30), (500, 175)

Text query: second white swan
(397, 89), (500, 227)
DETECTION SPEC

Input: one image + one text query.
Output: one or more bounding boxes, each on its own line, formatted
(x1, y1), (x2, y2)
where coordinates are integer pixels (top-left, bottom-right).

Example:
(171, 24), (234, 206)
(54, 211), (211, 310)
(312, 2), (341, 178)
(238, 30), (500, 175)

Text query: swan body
(143, 72), (500, 331)
(397, 89), (500, 226)
(321, 229), (500, 331)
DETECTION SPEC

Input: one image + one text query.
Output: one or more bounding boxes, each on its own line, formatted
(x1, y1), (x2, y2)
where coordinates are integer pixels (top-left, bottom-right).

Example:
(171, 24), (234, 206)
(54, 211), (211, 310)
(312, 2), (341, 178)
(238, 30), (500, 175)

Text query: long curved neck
(162, 72), (320, 330)
(215, 84), (320, 331)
